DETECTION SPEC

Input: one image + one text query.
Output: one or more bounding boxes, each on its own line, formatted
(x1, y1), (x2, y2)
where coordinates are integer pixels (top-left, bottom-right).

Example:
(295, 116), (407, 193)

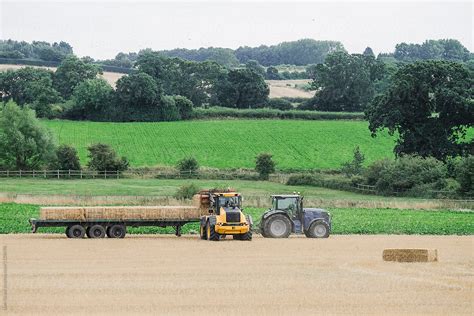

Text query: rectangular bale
(40, 207), (85, 221)
(383, 249), (438, 262)
(81, 206), (201, 221)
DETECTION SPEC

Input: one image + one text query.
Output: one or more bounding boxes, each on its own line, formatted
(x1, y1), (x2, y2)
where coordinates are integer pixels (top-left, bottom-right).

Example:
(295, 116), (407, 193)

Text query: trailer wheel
(87, 225), (106, 238)
(108, 224), (126, 238)
(263, 214), (291, 238)
(206, 222), (219, 241)
(307, 221), (330, 238)
(67, 225), (86, 239)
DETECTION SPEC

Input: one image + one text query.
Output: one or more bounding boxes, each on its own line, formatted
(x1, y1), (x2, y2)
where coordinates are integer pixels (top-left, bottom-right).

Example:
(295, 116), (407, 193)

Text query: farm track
(0, 234), (472, 315)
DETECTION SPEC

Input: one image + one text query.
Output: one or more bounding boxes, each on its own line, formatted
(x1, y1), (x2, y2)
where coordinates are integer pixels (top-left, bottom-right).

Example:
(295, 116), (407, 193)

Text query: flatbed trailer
(29, 218), (195, 238)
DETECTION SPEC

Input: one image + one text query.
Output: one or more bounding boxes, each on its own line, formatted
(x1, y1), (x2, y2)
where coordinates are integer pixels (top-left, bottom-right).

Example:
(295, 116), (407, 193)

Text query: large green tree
(366, 60), (474, 160)
(71, 78), (113, 120)
(53, 55), (101, 98)
(0, 101), (56, 170)
(216, 68), (269, 108)
(306, 51), (384, 112)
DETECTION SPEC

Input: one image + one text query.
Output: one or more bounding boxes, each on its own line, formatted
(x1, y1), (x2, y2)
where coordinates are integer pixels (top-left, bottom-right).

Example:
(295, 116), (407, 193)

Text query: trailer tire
(108, 224), (126, 238)
(67, 225), (86, 239)
(263, 214), (291, 238)
(306, 220), (330, 238)
(206, 222), (219, 241)
(87, 225), (106, 238)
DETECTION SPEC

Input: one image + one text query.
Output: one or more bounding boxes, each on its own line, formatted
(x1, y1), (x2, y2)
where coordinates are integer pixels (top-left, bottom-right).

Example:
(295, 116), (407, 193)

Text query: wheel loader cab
(214, 194), (242, 214)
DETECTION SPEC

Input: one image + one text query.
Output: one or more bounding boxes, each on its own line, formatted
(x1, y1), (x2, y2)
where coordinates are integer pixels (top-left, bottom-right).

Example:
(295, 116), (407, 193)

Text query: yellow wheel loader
(198, 190), (252, 241)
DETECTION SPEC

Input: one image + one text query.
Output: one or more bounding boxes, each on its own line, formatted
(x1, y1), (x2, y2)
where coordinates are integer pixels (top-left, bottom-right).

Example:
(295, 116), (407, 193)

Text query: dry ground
(0, 234), (472, 315)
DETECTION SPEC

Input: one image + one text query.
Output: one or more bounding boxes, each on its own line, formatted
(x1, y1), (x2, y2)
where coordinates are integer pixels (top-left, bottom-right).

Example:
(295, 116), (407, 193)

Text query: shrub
(54, 144), (81, 170)
(71, 78), (113, 120)
(177, 157), (199, 174)
(255, 153), (275, 180)
(174, 184), (200, 200)
(160, 96), (181, 121)
(456, 155), (473, 195)
(266, 98), (293, 111)
(173, 95), (193, 120)
(341, 146), (365, 177)
(87, 143), (129, 171)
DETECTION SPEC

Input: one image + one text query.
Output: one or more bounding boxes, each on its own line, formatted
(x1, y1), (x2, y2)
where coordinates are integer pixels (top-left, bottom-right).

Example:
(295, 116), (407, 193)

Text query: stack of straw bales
(383, 249), (438, 262)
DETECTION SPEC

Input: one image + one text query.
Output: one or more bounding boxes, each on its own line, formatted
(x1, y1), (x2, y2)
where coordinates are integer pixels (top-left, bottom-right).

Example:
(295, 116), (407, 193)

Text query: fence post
(57, 170), (59, 179)
(104, 170), (107, 179)
(68, 169), (71, 178)
(6, 170), (9, 177)
(117, 171), (119, 179)
(19, 170), (22, 178)
(44, 170), (46, 178)
(80, 170), (83, 179)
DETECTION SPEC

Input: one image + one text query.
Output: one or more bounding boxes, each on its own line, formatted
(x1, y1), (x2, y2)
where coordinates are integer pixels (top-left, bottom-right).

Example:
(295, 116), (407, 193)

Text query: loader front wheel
(206, 222), (219, 241)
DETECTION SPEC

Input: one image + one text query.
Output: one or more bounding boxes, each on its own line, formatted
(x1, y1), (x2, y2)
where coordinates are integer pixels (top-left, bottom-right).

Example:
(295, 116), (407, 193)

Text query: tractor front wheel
(306, 221), (330, 238)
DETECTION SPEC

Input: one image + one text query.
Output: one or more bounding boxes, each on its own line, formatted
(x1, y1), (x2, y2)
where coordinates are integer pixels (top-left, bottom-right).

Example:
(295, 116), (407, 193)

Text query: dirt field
(266, 79), (314, 98)
(0, 235), (472, 315)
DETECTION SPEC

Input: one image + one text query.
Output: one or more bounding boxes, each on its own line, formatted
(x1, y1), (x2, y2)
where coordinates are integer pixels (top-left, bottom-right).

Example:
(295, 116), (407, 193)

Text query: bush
(54, 144), (81, 170)
(255, 153), (275, 180)
(87, 143), (129, 171)
(456, 155), (474, 195)
(160, 96), (181, 121)
(366, 155), (447, 195)
(71, 78), (113, 120)
(173, 95), (193, 120)
(266, 98), (293, 111)
(341, 146), (365, 177)
(177, 157), (199, 174)
(174, 184), (200, 200)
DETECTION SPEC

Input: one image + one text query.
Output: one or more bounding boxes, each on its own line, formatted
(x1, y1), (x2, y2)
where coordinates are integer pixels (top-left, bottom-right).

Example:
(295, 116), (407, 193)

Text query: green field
(42, 119), (397, 170)
(1, 203), (472, 235)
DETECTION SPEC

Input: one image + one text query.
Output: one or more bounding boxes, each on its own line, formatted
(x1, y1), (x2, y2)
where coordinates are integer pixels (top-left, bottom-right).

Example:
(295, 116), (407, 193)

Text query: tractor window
(276, 197), (298, 211)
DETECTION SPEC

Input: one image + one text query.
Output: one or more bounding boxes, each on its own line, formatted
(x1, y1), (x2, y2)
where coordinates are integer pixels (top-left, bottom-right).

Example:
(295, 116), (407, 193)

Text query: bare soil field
(0, 234), (472, 315)
(266, 79), (314, 98)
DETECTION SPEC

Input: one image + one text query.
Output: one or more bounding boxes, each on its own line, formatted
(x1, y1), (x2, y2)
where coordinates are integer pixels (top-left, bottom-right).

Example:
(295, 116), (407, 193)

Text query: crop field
(0, 234), (472, 314)
(266, 79), (314, 98)
(42, 119), (397, 169)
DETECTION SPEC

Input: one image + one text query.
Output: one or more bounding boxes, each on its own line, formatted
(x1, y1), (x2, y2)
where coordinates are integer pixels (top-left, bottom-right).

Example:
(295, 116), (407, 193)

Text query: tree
(245, 60), (266, 77)
(176, 157), (199, 174)
(307, 51), (384, 112)
(87, 143), (129, 171)
(216, 68), (269, 108)
(53, 55), (101, 98)
(0, 101), (56, 170)
(455, 156), (473, 195)
(363, 47), (375, 57)
(366, 61), (474, 160)
(255, 153), (275, 180)
(71, 78), (113, 119)
(266, 66), (280, 80)
(54, 144), (81, 170)
(159, 96), (181, 121)
(115, 72), (162, 121)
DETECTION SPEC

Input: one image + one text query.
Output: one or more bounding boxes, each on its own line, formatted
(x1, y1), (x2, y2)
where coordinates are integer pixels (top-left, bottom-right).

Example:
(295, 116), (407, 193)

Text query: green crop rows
(2, 203), (472, 235)
(42, 119), (398, 170)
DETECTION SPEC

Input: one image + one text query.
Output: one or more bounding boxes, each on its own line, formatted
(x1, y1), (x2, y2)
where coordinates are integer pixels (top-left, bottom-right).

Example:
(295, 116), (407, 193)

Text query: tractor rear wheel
(206, 222), (219, 241)
(263, 214), (291, 238)
(306, 221), (330, 238)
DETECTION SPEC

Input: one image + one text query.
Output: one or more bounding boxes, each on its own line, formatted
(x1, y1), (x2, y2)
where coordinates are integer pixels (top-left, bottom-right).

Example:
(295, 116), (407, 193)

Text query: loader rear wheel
(206, 222), (219, 241)
(67, 225), (85, 239)
(108, 224), (126, 238)
(87, 225), (106, 238)
(200, 224), (207, 240)
(263, 214), (291, 238)
(306, 221), (330, 238)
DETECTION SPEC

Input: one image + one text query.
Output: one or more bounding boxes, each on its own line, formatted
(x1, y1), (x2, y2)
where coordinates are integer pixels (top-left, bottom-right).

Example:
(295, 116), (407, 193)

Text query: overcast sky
(0, 0), (472, 60)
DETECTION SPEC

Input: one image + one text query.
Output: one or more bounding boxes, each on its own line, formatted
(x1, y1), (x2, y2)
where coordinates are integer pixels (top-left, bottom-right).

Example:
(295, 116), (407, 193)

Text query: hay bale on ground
(383, 249), (438, 262)
(40, 207), (85, 221)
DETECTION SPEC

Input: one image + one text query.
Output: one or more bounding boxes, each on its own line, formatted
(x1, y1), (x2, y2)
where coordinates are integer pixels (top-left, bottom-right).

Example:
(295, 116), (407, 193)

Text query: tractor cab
(261, 194), (331, 238)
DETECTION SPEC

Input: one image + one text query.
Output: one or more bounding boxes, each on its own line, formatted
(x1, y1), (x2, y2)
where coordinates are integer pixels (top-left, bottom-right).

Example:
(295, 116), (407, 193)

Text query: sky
(0, 0), (472, 60)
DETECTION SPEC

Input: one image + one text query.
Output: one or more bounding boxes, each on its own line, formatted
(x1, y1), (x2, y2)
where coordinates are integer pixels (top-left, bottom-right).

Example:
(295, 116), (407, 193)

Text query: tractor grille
(226, 211), (241, 223)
